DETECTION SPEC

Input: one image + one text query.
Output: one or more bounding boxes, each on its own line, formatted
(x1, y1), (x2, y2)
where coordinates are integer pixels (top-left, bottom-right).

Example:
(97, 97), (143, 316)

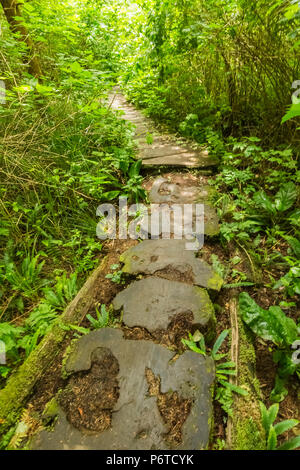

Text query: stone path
(32, 91), (221, 450)
(109, 91), (219, 168)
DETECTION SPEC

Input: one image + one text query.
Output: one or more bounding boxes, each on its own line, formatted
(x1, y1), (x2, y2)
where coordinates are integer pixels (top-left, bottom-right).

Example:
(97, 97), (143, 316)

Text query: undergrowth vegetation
(110, 0), (300, 446)
(0, 0), (144, 382)
(0, 0), (299, 451)
(112, 0), (300, 405)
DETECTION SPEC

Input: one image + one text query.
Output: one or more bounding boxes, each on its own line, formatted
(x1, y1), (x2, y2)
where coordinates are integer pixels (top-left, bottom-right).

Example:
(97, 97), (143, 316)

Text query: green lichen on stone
(194, 287), (216, 342)
(207, 271), (223, 291)
(42, 397), (60, 425)
(119, 252), (131, 274)
(61, 338), (80, 379)
(196, 185), (217, 204)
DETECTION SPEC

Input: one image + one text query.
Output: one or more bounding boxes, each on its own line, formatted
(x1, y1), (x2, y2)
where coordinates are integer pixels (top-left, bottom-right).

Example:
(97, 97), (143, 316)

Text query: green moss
(207, 271), (223, 291)
(61, 338), (80, 379)
(42, 397), (60, 425)
(0, 323), (66, 435)
(0, 257), (109, 436)
(229, 315), (265, 450)
(235, 417), (265, 450)
(196, 185), (218, 204)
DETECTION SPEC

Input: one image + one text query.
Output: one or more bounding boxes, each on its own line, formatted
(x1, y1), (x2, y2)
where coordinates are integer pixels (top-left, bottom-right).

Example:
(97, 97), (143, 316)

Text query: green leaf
(217, 361), (236, 368)
(36, 83), (54, 95)
(285, 3), (299, 20)
(216, 369), (236, 376)
(102, 191), (120, 200)
(146, 133), (154, 145)
(267, 426), (277, 450)
(260, 401), (269, 434)
(212, 329), (229, 358)
(270, 374), (289, 403)
(275, 183), (297, 212)
(219, 380), (248, 396)
(253, 191), (275, 214)
(239, 293), (298, 346)
(277, 435), (300, 451)
(267, 404), (279, 427)
(128, 159), (142, 178)
(181, 338), (206, 355)
(285, 236), (300, 259)
(274, 419), (299, 437)
(282, 103), (300, 123)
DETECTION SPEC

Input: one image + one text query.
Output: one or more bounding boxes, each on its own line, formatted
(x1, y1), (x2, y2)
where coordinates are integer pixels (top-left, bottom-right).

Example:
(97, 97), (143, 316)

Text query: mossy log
(0, 257), (108, 435)
(226, 294), (265, 450)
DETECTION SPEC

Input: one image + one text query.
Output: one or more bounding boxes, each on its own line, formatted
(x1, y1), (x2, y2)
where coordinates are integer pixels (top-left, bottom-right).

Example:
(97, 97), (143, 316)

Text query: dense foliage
(0, 0), (141, 379)
(116, 0), (300, 144)
(0, 0), (299, 449)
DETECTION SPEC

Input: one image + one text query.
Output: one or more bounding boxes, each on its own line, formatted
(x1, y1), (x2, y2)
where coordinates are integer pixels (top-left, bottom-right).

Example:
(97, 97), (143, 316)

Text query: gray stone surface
(149, 176), (212, 204)
(142, 152), (217, 168)
(138, 203), (219, 238)
(32, 329), (215, 450)
(109, 92), (218, 169)
(141, 144), (189, 159)
(113, 277), (215, 331)
(120, 240), (223, 291)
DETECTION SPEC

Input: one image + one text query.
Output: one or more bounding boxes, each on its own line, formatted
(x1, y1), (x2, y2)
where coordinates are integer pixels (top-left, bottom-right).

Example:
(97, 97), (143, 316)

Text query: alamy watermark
(0, 340), (6, 365)
(0, 80), (5, 105)
(292, 340), (300, 365)
(292, 80), (300, 104)
(96, 198), (205, 251)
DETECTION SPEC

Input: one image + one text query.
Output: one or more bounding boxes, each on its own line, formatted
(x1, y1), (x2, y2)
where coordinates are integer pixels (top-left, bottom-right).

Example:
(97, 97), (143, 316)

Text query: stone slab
(113, 277), (215, 331)
(148, 176), (212, 204)
(120, 240), (223, 291)
(109, 92), (218, 169)
(140, 145), (189, 159)
(32, 329), (215, 450)
(142, 152), (218, 168)
(138, 203), (220, 238)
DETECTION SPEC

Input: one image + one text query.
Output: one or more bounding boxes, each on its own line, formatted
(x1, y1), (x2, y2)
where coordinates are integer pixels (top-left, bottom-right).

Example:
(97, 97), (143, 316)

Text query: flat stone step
(148, 176), (213, 204)
(141, 152), (218, 168)
(120, 240), (223, 291)
(140, 144), (189, 159)
(32, 329), (214, 450)
(138, 203), (220, 238)
(109, 92), (218, 169)
(113, 277), (215, 332)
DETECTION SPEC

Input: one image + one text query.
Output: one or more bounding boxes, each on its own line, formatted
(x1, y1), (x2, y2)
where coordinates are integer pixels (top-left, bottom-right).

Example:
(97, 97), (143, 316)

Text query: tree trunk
(0, 0), (42, 78)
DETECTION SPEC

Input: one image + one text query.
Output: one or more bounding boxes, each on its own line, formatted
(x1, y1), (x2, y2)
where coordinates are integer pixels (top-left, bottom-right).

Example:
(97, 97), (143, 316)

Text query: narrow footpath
(33, 90), (223, 450)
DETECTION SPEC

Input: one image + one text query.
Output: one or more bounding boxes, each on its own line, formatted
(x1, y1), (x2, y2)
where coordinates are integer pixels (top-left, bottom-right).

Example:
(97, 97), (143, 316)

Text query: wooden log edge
(0, 256), (109, 435)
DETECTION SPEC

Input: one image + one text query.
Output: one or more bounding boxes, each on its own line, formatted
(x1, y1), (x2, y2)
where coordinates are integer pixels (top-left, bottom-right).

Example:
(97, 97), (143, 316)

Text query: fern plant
(87, 304), (111, 329)
(4, 255), (47, 298)
(182, 329), (248, 417)
(260, 402), (300, 450)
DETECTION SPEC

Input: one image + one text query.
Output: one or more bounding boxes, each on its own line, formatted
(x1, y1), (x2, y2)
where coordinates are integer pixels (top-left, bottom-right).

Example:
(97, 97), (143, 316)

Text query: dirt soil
(29, 239), (137, 416)
(59, 348), (120, 433)
(145, 367), (192, 446)
(123, 311), (196, 351)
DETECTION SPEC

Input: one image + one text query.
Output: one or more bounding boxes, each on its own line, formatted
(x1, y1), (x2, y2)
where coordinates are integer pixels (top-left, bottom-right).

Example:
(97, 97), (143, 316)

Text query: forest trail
(109, 90), (218, 168)
(32, 92), (223, 450)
